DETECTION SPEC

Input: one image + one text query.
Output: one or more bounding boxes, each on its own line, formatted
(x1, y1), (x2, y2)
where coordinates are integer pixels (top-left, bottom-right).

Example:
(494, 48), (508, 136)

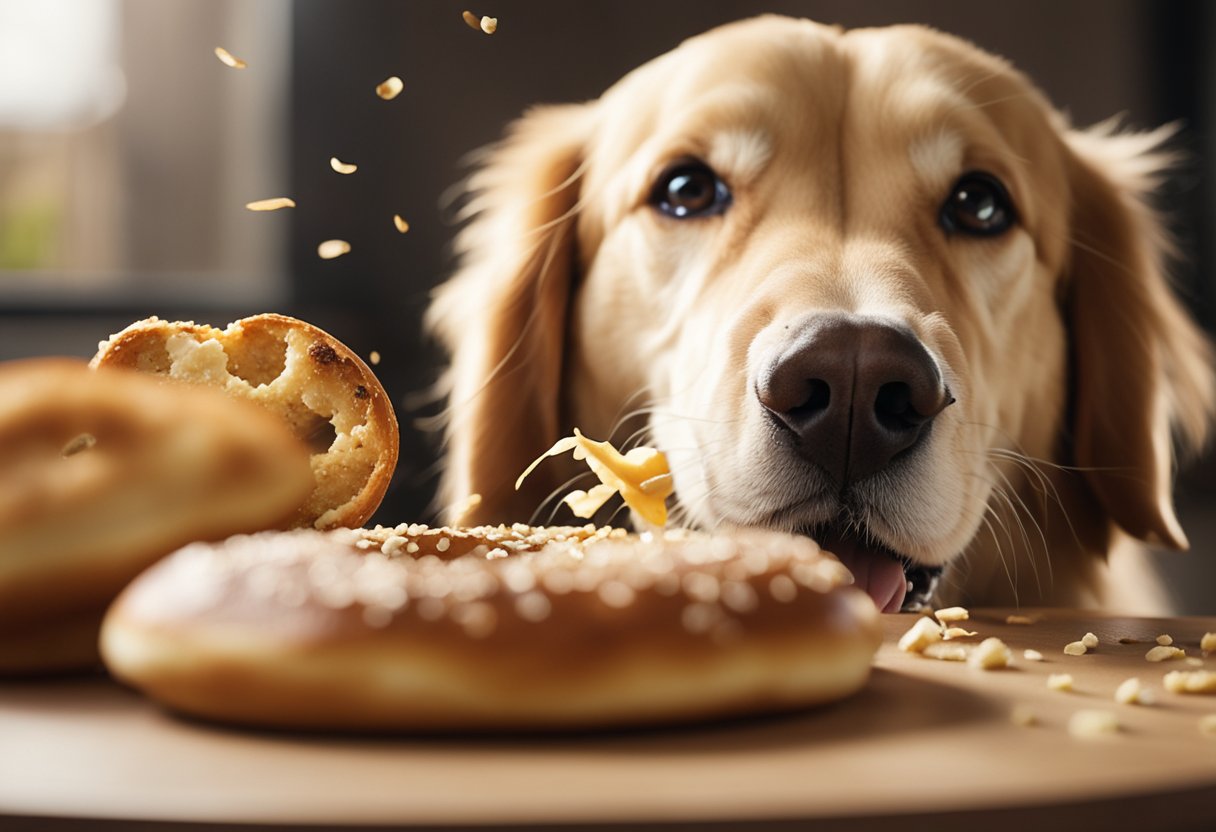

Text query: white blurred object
(0, 0), (126, 129)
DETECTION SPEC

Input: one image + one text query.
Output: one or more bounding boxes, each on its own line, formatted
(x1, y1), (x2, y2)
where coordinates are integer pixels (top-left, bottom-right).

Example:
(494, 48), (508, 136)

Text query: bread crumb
(934, 606), (969, 623)
(1069, 709), (1119, 738)
(1011, 705), (1037, 727)
(1146, 645), (1186, 663)
(1023, 648), (1044, 662)
(1163, 670), (1216, 694)
(1201, 632), (1216, 653)
(480, 16), (498, 34)
(1115, 677), (1153, 705)
(1005, 614), (1035, 625)
(393, 215), (410, 234)
(1047, 673), (1075, 692)
(462, 10), (480, 29)
(1156, 634), (1173, 646)
(330, 157), (358, 175)
(1064, 641), (1088, 656)
(943, 627), (978, 640)
(968, 637), (1011, 670)
(1081, 632), (1099, 649)
(1186, 657), (1205, 667)
(923, 642), (969, 662)
(898, 616), (943, 653)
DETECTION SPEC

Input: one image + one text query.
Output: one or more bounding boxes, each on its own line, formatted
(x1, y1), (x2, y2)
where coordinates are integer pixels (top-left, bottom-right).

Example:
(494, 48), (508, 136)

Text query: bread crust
(91, 313), (399, 529)
(101, 524), (882, 731)
(0, 359), (312, 671)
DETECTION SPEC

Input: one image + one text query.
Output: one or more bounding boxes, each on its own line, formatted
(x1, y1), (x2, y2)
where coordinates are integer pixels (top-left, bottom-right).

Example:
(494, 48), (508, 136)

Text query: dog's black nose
(756, 314), (951, 487)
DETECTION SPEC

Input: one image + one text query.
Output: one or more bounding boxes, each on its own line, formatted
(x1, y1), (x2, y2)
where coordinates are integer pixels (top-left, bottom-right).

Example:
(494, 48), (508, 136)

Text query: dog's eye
(940, 172), (1016, 236)
(650, 160), (731, 219)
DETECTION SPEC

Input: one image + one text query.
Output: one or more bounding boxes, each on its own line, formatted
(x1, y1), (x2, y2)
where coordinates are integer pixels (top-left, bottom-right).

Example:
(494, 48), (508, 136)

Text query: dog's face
(430, 17), (1212, 610)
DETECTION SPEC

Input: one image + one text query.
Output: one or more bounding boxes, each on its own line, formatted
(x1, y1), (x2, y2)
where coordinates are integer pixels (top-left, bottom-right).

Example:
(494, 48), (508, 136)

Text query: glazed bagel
(101, 523), (882, 731)
(0, 359), (311, 672)
(91, 313), (398, 530)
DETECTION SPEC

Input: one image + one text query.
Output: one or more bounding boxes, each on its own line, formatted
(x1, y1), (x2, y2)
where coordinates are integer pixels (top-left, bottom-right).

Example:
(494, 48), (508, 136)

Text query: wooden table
(2, 610), (1214, 831)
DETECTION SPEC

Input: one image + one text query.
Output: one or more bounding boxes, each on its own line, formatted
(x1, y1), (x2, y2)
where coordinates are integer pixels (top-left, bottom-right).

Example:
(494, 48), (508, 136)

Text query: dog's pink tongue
(826, 545), (907, 613)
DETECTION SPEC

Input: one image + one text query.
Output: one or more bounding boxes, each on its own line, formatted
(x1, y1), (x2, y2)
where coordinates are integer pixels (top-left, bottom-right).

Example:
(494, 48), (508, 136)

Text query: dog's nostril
(788, 379), (831, 422)
(874, 381), (918, 431)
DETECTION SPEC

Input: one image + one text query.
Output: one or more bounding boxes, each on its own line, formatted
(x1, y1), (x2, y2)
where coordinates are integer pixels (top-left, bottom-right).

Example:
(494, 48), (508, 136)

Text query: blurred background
(1, 0), (1213, 611)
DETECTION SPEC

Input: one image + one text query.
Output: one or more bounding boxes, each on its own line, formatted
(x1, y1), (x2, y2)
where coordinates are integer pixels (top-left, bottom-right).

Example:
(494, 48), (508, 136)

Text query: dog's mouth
(805, 523), (943, 613)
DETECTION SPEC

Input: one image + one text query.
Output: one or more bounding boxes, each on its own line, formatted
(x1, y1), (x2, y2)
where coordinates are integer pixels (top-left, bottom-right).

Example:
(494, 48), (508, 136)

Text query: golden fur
(428, 17), (1214, 610)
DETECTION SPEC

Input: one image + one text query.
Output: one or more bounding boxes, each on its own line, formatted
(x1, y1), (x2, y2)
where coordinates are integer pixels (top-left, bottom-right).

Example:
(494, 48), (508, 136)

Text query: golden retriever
(427, 16), (1213, 613)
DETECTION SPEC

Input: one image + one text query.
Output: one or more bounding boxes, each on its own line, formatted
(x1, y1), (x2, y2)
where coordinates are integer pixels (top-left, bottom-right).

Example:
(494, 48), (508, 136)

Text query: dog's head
(428, 16), (1213, 610)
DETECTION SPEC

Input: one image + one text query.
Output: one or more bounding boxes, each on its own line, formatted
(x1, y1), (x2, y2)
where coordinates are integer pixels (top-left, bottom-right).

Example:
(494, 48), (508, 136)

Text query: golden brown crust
(101, 524), (882, 731)
(90, 313), (399, 529)
(0, 359), (313, 669)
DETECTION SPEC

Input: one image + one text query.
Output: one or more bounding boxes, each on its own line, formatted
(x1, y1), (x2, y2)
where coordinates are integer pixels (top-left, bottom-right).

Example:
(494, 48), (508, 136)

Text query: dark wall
(285, 0), (1214, 524)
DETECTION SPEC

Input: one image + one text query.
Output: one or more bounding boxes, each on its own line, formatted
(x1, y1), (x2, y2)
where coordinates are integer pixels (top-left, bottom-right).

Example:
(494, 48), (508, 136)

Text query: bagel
(90, 313), (398, 530)
(0, 359), (312, 672)
(100, 523), (882, 731)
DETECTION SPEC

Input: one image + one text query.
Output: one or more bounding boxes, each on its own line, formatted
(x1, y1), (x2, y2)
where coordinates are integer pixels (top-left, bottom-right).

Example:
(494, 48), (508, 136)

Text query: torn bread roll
(101, 524), (882, 731)
(91, 313), (399, 529)
(0, 359), (311, 673)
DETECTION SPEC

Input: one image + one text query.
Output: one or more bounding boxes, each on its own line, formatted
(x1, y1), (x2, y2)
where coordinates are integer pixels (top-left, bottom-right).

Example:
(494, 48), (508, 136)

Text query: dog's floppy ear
(1063, 123), (1214, 550)
(426, 104), (594, 524)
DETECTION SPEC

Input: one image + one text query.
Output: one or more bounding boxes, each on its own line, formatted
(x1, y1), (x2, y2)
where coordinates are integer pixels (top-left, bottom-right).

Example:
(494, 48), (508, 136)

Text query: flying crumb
(393, 214), (410, 233)
(376, 76), (404, 100)
(480, 16), (498, 34)
(330, 157), (358, 174)
(369, 351), (381, 366)
(462, 10), (480, 29)
(214, 47), (247, 69)
(317, 240), (351, 260)
(245, 197), (296, 211)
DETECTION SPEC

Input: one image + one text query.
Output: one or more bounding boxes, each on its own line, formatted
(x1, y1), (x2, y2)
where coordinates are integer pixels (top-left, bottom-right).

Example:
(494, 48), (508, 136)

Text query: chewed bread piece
(101, 524), (882, 731)
(91, 313), (399, 529)
(0, 359), (311, 671)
